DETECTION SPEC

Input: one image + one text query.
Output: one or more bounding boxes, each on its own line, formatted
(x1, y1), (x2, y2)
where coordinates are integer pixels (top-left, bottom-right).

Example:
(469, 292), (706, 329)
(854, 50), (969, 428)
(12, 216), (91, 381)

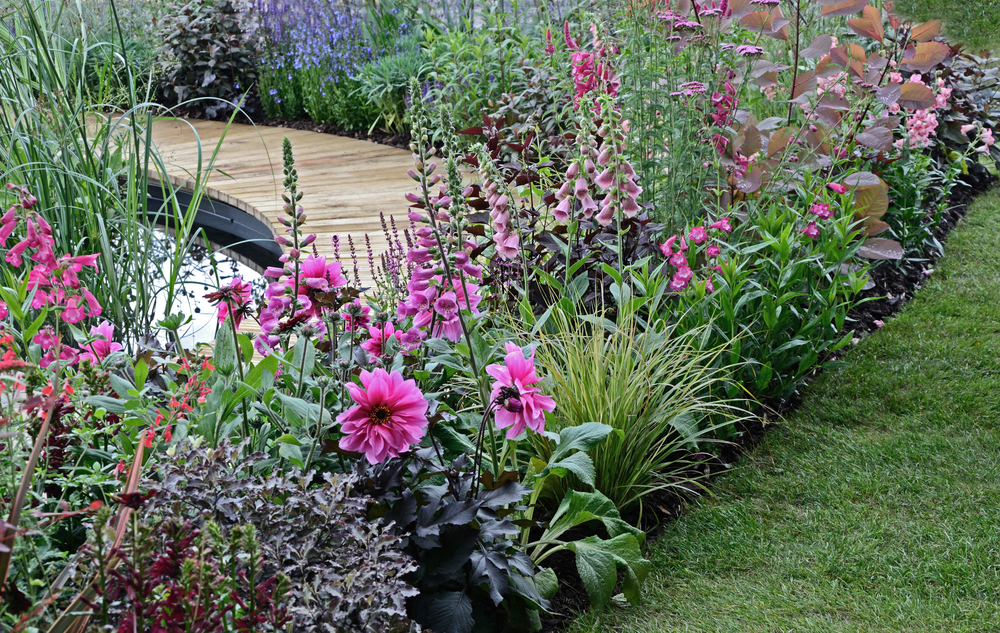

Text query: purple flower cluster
(244, 0), (406, 79)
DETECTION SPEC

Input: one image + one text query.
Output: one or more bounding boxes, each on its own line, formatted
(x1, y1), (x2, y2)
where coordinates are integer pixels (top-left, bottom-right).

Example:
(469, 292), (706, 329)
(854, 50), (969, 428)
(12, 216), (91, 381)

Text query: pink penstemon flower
(485, 342), (556, 440)
(337, 368), (429, 465)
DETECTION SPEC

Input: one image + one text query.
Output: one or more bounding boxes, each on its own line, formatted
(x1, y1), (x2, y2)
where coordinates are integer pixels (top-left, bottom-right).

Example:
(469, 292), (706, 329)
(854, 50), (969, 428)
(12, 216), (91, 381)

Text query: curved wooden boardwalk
(151, 118), (414, 280)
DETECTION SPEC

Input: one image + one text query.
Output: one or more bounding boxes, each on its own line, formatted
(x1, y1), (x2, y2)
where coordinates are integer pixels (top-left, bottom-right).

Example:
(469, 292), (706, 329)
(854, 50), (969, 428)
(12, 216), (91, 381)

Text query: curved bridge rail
(151, 119), (416, 282)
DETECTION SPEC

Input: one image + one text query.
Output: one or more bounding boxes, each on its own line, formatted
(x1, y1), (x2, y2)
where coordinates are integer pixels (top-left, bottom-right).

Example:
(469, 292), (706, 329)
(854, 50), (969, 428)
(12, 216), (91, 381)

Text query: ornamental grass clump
(528, 307), (745, 511)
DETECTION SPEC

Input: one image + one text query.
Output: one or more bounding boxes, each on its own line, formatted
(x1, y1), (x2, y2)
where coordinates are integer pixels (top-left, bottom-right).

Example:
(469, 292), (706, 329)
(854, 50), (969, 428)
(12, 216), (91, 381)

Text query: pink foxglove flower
(486, 342), (556, 440)
(79, 321), (123, 364)
(337, 368), (429, 465)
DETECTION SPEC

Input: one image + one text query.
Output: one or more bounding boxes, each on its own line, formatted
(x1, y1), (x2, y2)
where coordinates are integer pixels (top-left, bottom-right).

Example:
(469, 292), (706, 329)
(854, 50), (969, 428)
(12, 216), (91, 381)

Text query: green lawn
(569, 188), (1000, 633)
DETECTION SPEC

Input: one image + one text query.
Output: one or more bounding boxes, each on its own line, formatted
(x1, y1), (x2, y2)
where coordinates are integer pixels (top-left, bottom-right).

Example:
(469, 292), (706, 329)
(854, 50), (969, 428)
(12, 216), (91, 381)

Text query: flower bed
(2, 1), (1000, 632)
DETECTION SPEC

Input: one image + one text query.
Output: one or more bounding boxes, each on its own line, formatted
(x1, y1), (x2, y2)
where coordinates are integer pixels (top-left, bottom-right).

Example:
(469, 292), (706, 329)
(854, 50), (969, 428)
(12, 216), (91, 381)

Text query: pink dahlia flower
(80, 321), (123, 364)
(486, 342), (556, 440)
(338, 368), (429, 465)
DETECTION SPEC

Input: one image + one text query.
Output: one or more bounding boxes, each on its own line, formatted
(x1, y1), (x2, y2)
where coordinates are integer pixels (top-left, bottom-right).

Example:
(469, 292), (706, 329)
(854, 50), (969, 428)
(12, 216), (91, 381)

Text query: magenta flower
(213, 277), (253, 327)
(80, 321), (123, 364)
(670, 266), (694, 290)
(827, 182), (848, 195)
(342, 299), (371, 332)
(810, 203), (834, 220)
(688, 226), (708, 244)
(337, 368), (429, 465)
(361, 322), (403, 360)
(708, 217), (732, 233)
(486, 342), (556, 440)
(669, 251), (688, 268)
(706, 245), (721, 258)
(299, 255), (347, 291)
(802, 222), (820, 239)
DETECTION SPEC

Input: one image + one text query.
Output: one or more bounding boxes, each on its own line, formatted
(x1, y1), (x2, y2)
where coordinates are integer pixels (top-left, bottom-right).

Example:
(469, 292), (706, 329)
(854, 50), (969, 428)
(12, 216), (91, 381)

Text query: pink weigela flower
(486, 342), (556, 440)
(337, 368), (429, 465)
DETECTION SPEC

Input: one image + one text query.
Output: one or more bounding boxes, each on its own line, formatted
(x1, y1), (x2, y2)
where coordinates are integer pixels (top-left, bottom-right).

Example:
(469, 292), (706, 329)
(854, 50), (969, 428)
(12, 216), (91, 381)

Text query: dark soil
(538, 171), (997, 632)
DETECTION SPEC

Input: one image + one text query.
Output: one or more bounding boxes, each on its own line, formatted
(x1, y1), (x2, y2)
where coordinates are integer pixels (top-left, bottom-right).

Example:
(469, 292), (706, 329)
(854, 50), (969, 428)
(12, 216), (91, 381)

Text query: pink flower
(486, 342), (556, 440)
(706, 245), (721, 259)
(361, 323), (403, 360)
(669, 252), (688, 268)
(810, 203), (834, 219)
(827, 182), (848, 195)
(960, 124), (976, 135)
(33, 327), (59, 350)
(669, 266), (694, 290)
(873, 319), (884, 328)
(708, 217), (732, 233)
(802, 222), (820, 239)
(659, 241), (673, 258)
(688, 226), (708, 244)
(342, 299), (371, 332)
(299, 255), (347, 292)
(982, 128), (995, 146)
(337, 368), (429, 465)
(79, 321), (123, 364)
(215, 277), (253, 327)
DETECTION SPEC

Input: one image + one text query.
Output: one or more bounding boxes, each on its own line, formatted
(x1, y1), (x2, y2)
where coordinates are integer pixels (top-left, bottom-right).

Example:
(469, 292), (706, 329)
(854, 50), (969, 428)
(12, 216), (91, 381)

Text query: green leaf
(548, 422), (614, 462)
(535, 567), (559, 601)
(276, 433), (301, 446)
(83, 395), (126, 415)
(133, 359), (149, 390)
(565, 273), (589, 305)
(545, 490), (644, 544)
(543, 451), (597, 486)
(566, 533), (650, 607)
(237, 333), (253, 362)
(278, 441), (304, 467)
(214, 317), (238, 375)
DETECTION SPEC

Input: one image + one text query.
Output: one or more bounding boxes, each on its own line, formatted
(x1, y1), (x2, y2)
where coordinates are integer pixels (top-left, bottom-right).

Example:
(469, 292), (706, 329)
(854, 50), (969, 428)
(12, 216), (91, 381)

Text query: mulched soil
(539, 170), (997, 632)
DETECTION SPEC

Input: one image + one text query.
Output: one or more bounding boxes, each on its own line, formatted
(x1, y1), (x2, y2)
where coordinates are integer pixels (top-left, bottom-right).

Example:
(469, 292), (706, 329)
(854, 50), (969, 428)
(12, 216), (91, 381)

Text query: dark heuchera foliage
(157, 0), (258, 118)
(360, 448), (549, 633)
(146, 440), (417, 632)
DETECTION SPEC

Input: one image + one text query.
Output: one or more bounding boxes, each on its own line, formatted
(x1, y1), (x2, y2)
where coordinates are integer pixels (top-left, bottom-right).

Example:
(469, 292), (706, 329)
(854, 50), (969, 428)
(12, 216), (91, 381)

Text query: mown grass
(568, 187), (1000, 633)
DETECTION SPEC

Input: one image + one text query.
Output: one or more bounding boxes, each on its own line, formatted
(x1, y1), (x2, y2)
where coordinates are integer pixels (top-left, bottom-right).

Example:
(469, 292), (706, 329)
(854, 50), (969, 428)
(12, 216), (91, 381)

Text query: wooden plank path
(151, 118), (416, 335)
